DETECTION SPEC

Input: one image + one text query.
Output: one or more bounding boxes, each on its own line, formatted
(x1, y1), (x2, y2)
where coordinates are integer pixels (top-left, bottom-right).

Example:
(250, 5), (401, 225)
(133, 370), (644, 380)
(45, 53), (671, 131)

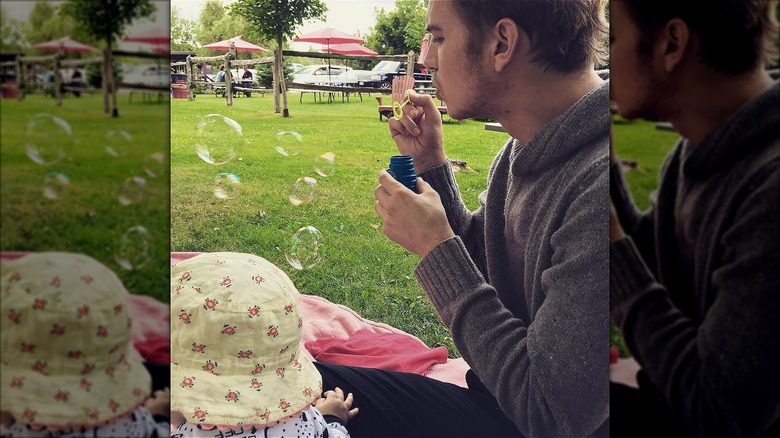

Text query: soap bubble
(213, 173), (241, 199)
(285, 226), (323, 270)
(313, 152), (336, 177)
(288, 176), (317, 206)
(114, 225), (150, 271)
(104, 130), (132, 157)
(42, 172), (70, 200)
(275, 131), (302, 157)
(143, 152), (167, 178)
(117, 176), (147, 206)
(24, 113), (70, 165)
(195, 114), (242, 165)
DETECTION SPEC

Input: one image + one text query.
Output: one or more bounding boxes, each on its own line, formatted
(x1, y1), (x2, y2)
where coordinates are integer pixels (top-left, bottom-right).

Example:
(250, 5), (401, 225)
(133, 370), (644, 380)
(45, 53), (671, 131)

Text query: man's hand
(375, 170), (455, 258)
(315, 387), (358, 424)
(387, 91), (447, 173)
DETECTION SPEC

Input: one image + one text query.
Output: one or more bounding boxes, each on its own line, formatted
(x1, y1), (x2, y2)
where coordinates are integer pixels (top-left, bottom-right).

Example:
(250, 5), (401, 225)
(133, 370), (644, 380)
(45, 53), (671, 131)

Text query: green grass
(1, 93), (170, 303)
(612, 116), (680, 210)
(171, 91), (507, 356)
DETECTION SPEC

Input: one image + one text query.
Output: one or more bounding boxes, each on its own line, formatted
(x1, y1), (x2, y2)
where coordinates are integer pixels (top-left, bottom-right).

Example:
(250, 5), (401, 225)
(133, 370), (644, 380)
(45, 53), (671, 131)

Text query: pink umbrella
(323, 42), (376, 56)
(123, 27), (170, 45)
(33, 36), (96, 53)
(202, 36), (268, 53)
(418, 33), (430, 65)
(294, 28), (363, 80)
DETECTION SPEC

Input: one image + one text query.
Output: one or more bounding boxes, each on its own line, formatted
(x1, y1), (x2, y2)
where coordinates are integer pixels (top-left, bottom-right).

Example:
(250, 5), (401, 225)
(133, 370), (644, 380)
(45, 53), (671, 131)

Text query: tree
(365, 0), (427, 55)
(60, 0), (156, 116)
(171, 5), (197, 52)
(1, 6), (27, 52)
(230, 0), (327, 116)
(24, 1), (82, 49)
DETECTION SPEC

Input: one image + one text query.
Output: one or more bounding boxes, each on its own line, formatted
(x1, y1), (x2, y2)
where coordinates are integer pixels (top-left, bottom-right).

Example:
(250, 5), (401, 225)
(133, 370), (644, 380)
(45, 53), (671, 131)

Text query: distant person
(0, 253), (170, 437)
(316, 0), (610, 436)
(70, 64), (83, 97)
(241, 65), (253, 97)
(215, 65), (225, 83)
(609, 0), (780, 437)
(170, 252), (358, 437)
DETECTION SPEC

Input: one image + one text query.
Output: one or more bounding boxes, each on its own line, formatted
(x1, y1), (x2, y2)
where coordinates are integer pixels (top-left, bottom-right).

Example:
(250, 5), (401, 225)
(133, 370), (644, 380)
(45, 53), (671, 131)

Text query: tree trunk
(278, 34), (289, 117)
(272, 47), (281, 113)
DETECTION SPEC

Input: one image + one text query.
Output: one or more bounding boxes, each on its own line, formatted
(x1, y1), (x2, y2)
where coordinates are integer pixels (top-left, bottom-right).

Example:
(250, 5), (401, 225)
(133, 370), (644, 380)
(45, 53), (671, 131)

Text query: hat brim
(0, 344), (151, 428)
(171, 344), (322, 426)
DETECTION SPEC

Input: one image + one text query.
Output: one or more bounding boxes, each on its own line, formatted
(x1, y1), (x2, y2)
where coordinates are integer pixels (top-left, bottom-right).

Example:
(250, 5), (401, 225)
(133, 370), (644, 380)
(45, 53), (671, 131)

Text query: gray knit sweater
(415, 81), (610, 437)
(610, 81), (780, 437)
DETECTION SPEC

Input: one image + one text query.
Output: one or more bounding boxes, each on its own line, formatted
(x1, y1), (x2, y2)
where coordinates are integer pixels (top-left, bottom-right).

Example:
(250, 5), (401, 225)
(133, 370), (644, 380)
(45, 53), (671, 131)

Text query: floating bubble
(285, 226), (323, 270)
(24, 113), (71, 165)
(313, 152), (336, 177)
(275, 131), (302, 157)
(288, 176), (317, 206)
(42, 172), (70, 200)
(213, 173), (241, 199)
(117, 176), (147, 206)
(195, 114), (243, 165)
(105, 130), (132, 157)
(143, 152), (167, 178)
(114, 225), (150, 271)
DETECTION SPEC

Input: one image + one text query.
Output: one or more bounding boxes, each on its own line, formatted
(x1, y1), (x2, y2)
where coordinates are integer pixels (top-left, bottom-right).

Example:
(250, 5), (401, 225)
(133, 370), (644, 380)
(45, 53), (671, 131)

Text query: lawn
(170, 90), (507, 356)
(0, 93), (171, 303)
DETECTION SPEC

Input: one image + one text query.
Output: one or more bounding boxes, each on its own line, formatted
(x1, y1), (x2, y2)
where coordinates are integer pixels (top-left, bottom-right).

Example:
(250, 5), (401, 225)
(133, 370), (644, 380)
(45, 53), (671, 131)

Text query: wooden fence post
(225, 52), (233, 106)
(15, 55), (23, 101)
(186, 55), (194, 101)
(54, 52), (63, 107)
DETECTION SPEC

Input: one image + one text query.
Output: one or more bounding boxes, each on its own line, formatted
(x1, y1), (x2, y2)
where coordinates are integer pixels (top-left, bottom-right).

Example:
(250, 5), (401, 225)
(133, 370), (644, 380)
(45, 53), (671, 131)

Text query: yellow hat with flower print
(170, 252), (322, 427)
(0, 252), (151, 428)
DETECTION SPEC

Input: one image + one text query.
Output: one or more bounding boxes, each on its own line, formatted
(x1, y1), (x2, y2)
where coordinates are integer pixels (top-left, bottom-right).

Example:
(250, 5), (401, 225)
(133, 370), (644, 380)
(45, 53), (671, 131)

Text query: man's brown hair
(622, 0), (779, 73)
(450, 0), (608, 74)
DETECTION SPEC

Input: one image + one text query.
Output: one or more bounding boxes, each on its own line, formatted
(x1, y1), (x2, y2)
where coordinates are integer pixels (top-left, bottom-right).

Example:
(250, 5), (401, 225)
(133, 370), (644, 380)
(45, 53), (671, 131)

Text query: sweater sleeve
(419, 161), (488, 275)
(610, 162), (780, 437)
(415, 161), (609, 437)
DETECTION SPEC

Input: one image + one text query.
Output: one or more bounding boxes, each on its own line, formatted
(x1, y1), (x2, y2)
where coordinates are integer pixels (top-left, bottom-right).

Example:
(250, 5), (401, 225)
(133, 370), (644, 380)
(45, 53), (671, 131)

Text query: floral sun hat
(0, 252), (151, 429)
(170, 252), (322, 427)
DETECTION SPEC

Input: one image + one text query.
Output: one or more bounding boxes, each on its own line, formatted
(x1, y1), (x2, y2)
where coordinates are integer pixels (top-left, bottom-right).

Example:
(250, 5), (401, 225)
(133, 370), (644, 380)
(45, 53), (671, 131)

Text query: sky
(171, 0), (397, 50)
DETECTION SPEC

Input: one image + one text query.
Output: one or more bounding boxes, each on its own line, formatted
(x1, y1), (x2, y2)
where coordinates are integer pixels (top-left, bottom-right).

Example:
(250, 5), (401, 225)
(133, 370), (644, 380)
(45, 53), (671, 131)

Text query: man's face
(424, 0), (488, 120)
(610, 2), (666, 120)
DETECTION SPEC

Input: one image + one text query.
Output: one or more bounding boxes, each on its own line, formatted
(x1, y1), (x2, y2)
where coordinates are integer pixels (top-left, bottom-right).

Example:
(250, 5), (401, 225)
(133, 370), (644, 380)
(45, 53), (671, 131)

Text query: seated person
(0, 252), (170, 437)
(170, 252), (358, 437)
(241, 65), (253, 97)
(215, 65), (225, 83)
(70, 65), (83, 98)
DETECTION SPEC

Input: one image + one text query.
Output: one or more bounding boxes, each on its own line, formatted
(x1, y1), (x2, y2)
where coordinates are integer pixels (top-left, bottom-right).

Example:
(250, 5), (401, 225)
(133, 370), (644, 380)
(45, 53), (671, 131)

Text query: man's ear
(659, 18), (690, 72)
(493, 18), (522, 72)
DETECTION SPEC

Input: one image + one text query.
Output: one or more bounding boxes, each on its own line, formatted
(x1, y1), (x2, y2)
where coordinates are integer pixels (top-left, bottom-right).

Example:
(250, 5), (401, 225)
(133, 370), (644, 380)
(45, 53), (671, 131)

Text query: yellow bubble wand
(392, 89), (413, 120)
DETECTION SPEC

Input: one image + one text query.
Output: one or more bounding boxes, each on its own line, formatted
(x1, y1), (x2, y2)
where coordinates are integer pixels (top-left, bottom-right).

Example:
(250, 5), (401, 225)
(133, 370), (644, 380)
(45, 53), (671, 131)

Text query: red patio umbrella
(294, 28), (363, 81)
(202, 35), (268, 53)
(323, 42), (376, 56)
(123, 27), (170, 45)
(418, 33), (430, 65)
(33, 36), (96, 53)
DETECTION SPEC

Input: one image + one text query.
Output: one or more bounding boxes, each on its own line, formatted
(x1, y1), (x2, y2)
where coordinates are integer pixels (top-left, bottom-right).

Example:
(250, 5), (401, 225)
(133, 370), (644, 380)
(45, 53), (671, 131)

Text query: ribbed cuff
(610, 237), (658, 326)
(414, 236), (486, 327)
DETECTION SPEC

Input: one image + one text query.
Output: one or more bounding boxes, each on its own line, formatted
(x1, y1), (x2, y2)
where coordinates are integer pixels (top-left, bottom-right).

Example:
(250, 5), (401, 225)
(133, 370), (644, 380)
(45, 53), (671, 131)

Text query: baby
(0, 252), (169, 437)
(170, 252), (357, 437)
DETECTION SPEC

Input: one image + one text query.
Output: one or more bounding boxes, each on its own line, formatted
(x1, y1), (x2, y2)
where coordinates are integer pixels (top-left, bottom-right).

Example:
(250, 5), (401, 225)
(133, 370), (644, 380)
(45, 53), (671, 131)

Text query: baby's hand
(143, 387), (170, 418)
(315, 387), (358, 423)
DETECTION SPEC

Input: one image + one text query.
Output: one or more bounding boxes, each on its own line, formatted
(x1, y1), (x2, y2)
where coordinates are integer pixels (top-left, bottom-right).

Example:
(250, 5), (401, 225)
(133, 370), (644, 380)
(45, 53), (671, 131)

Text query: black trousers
(314, 362), (522, 438)
(610, 372), (692, 438)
